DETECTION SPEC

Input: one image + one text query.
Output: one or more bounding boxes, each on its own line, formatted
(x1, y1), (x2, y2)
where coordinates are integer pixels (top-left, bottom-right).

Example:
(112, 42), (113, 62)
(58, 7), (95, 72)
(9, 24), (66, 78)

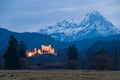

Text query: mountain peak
(88, 10), (101, 16)
(85, 11), (103, 19)
(55, 19), (78, 29)
(81, 11), (114, 28)
(56, 20), (69, 27)
(83, 11), (105, 23)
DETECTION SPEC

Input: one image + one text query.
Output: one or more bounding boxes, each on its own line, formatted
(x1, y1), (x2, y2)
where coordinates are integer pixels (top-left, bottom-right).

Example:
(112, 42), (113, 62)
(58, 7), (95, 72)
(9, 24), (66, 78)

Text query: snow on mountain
(39, 20), (82, 41)
(39, 20), (81, 36)
(75, 11), (119, 40)
(39, 11), (120, 41)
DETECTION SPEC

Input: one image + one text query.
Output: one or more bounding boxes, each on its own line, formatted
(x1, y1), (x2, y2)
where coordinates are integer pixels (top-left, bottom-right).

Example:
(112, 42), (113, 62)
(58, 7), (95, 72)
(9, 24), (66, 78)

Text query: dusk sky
(0, 0), (120, 32)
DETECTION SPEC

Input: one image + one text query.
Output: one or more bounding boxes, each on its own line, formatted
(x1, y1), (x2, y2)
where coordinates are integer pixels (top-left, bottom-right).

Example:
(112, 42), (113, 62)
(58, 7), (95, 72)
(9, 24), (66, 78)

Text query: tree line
(0, 35), (120, 70)
(3, 35), (27, 69)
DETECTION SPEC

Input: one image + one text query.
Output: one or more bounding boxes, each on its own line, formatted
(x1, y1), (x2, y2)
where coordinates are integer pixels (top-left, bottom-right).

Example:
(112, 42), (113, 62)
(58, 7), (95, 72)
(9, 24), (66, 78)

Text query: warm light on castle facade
(26, 45), (56, 57)
(41, 45), (54, 54)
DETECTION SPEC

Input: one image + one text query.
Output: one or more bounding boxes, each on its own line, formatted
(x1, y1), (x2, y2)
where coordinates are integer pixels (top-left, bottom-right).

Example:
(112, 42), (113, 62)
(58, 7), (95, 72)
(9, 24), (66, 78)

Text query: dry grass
(0, 70), (120, 80)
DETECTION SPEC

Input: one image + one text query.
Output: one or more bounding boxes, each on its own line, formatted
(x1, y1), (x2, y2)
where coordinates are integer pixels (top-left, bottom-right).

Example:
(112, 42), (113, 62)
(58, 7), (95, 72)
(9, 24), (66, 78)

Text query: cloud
(0, 0), (120, 32)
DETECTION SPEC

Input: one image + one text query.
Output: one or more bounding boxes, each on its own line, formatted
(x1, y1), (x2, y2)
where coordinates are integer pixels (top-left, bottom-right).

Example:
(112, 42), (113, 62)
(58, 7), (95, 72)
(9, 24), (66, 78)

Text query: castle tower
(38, 49), (42, 54)
(34, 48), (37, 54)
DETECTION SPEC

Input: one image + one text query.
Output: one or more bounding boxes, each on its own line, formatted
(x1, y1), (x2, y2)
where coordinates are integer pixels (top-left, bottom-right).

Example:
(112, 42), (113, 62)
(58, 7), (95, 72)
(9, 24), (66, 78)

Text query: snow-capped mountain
(75, 11), (119, 40)
(39, 11), (120, 41)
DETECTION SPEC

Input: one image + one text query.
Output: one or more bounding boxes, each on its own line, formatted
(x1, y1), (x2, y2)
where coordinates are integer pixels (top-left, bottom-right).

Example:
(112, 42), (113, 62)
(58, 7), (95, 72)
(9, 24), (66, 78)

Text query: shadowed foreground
(0, 70), (120, 80)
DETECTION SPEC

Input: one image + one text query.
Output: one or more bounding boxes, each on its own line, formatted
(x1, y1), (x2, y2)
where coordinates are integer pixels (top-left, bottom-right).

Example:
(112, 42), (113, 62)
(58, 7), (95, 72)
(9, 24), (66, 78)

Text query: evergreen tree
(90, 49), (112, 70)
(18, 41), (28, 69)
(66, 44), (79, 69)
(68, 44), (78, 60)
(19, 41), (27, 58)
(3, 35), (20, 69)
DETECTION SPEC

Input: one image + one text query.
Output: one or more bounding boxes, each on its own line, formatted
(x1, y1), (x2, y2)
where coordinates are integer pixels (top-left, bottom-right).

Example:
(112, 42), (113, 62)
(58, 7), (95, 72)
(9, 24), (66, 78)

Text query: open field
(0, 70), (120, 80)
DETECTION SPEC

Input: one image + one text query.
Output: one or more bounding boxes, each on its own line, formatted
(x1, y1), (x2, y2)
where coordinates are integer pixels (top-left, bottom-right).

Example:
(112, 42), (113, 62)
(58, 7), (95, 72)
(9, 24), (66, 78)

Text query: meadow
(0, 70), (120, 80)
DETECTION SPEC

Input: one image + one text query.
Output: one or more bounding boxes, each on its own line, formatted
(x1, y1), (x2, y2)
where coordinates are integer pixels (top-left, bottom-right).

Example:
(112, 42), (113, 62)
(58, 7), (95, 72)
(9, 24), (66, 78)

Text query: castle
(26, 45), (56, 57)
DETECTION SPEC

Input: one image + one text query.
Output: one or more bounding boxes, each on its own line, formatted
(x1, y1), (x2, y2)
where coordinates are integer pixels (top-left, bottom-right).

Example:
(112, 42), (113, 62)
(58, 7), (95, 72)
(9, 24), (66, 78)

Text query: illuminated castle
(26, 45), (56, 57)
